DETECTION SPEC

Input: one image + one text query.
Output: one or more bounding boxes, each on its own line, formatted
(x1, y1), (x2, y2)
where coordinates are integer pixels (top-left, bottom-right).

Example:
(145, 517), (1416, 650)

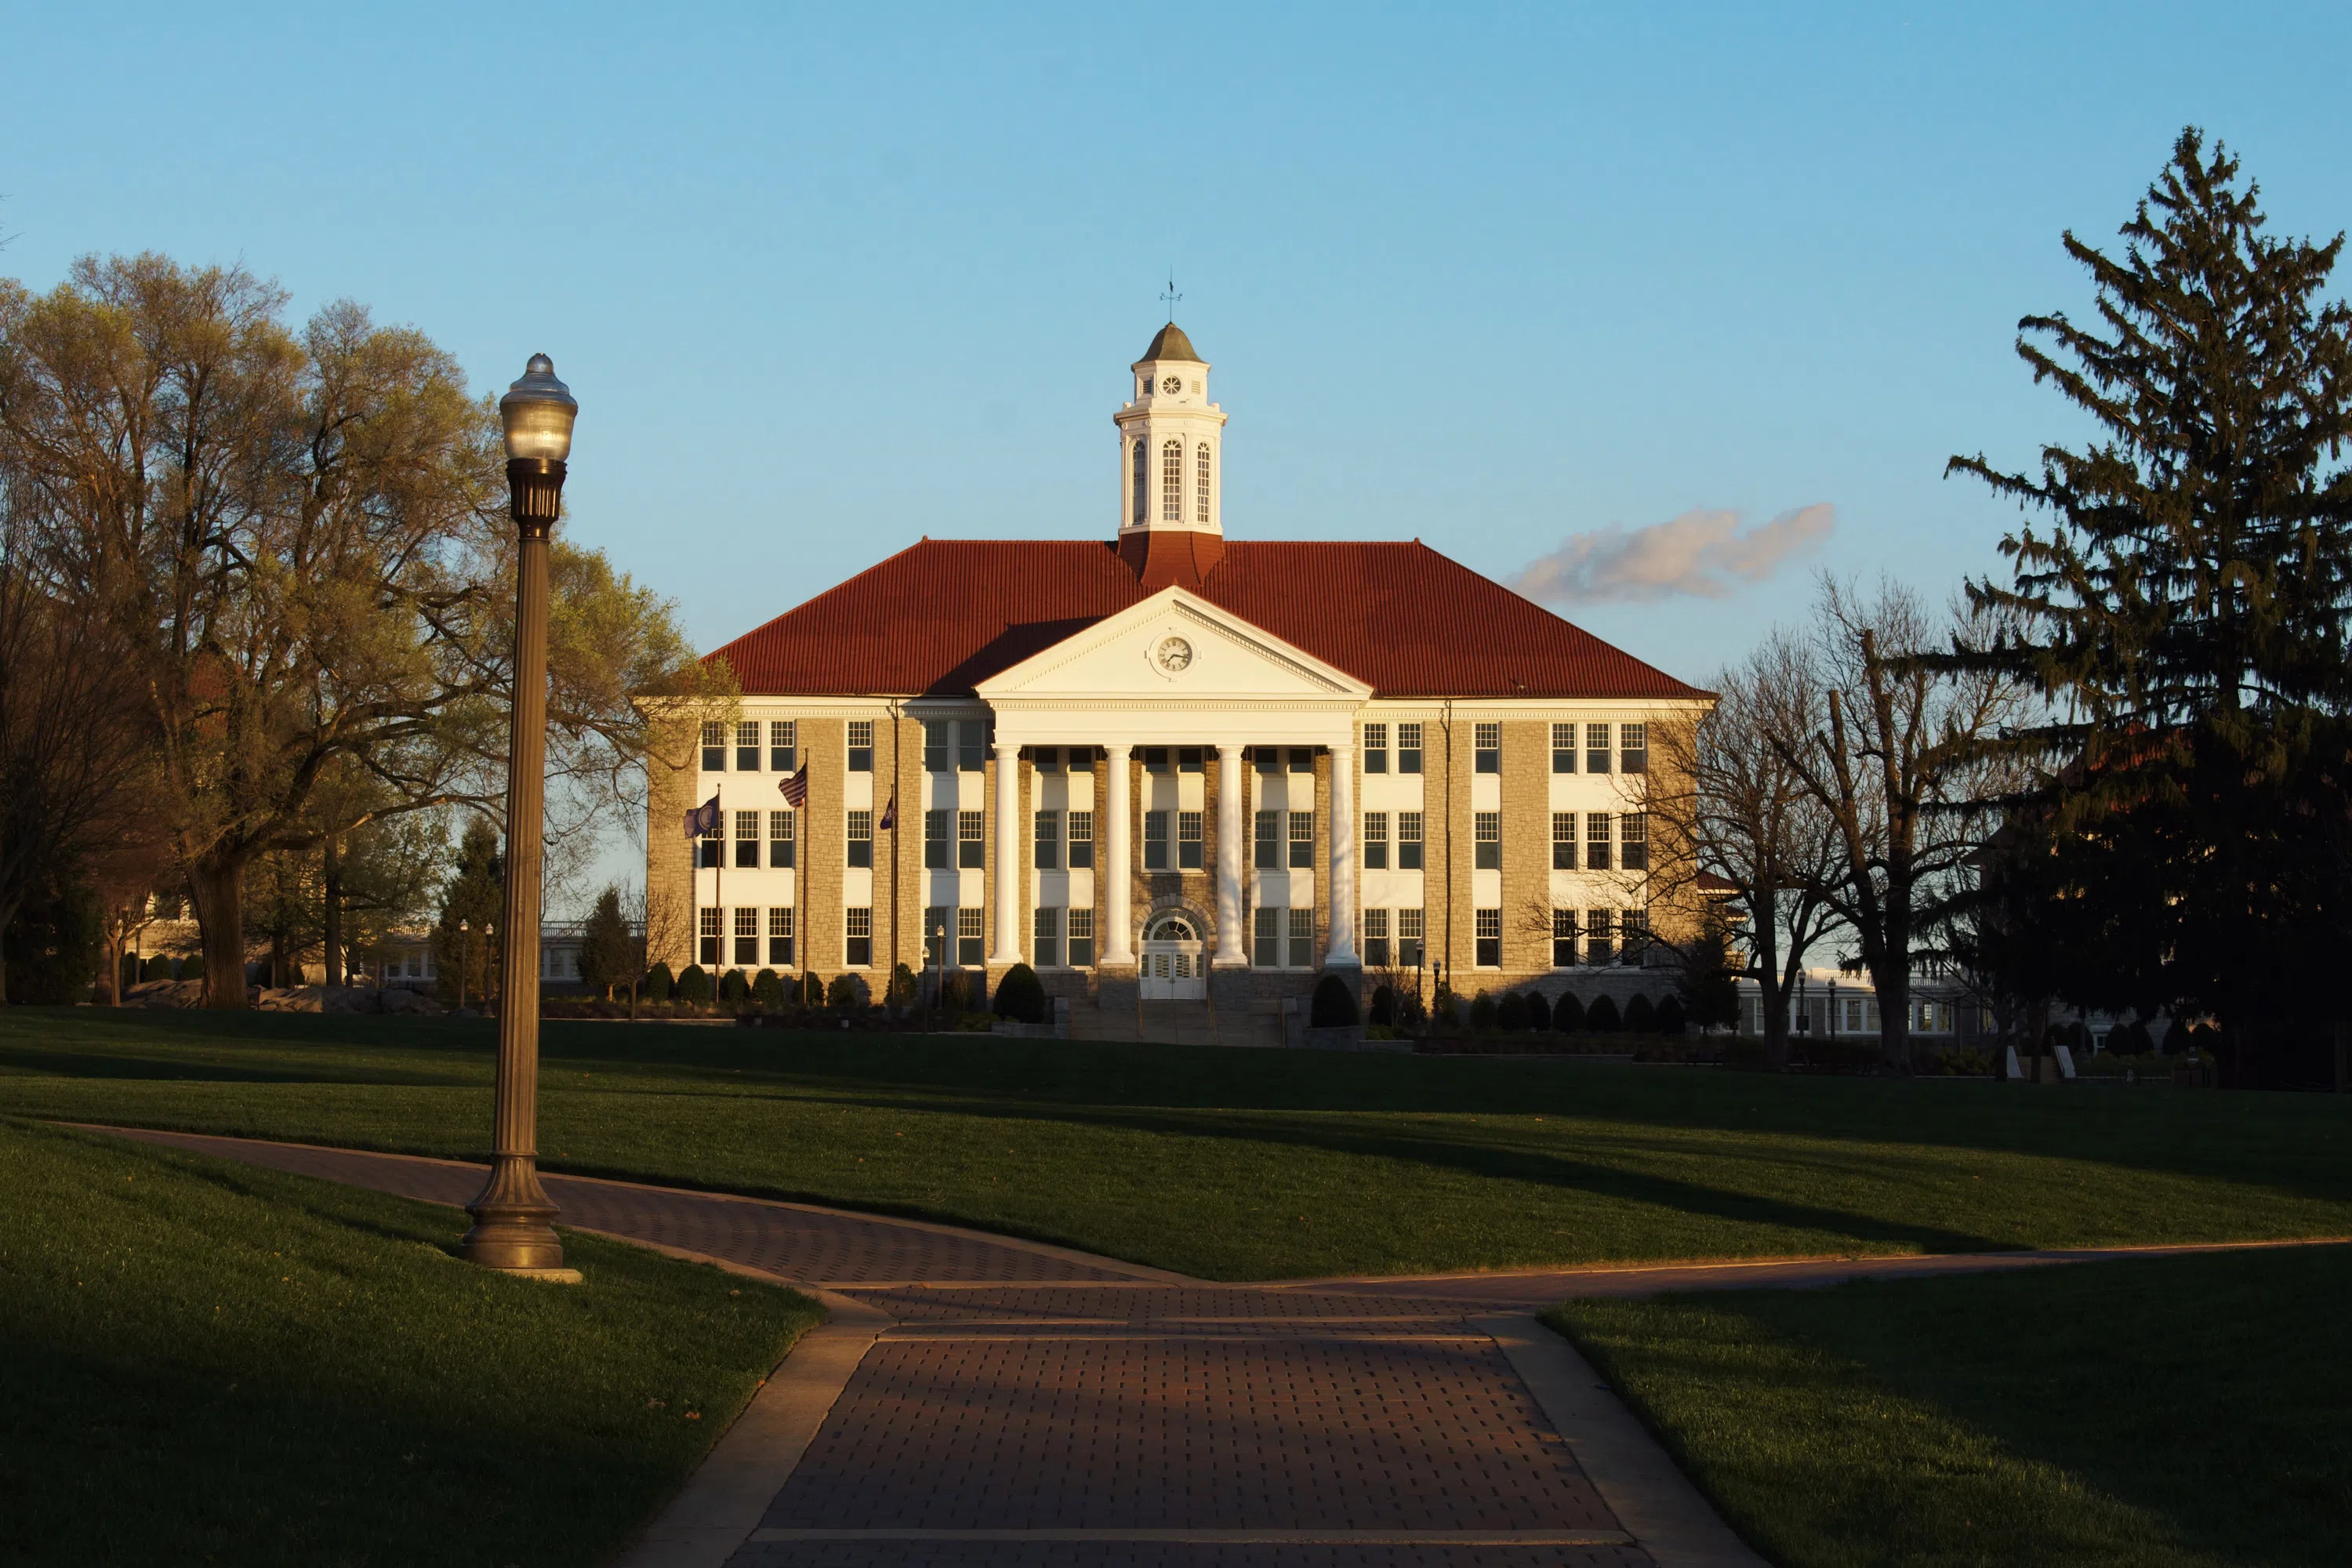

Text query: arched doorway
(1139, 912), (1207, 1000)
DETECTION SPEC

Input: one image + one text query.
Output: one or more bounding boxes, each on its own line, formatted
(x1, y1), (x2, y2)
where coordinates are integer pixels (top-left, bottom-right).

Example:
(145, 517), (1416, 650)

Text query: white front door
(1139, 914), (1206, 1000)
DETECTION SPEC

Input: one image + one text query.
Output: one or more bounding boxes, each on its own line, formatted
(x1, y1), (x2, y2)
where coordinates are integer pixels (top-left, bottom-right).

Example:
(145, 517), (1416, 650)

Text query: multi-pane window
(701, 720), (726, 772)
(1067, 909), (1095, 967)
(699, 817), (720, 869)
(847, 720), (874, 772)
(923, 720), (950, 773)
(1621, 909), (1650, 966)
(1586, 723), (1612, 775)
(1399, 909), (1425, 968)
(770, 720), (797, 772)
(1254, 746), (1281, 775)
(1473, 811), (1501, 869)
(1196, 442), (1211, 524)
(1585, 908), (1615, 965)
(735, 810), (761, 869)
(1552, 722), (1577, 774)
(736, 720), (762, 772)
(1552, 812), (1577, 870)
(845, 906), (872, 967)
(1363, 908), (1392, 967)
(1035, 746), (1061, 773)
(924, 808), (950, 869)
(1288, 810), (1315, 869)
(1399, 811), (1425, 870)
(1475, 908), (1501, 967)
(1034, 810), (1060, 869)
(1161, 439), (1183, 521)
(699, 906), (720, 967)
(957, 907), (984, 967)
(1069, 747), (1094, 772)
(924, 906), (949, 967)
(958, 810), (985, 869)
(1254, 907), (1283, 968)
(1178, 810), (1205, 869)
(1621, 813), (1649, 872)
(1288, 908), (1315, 969)
(1474, 722), (1501, 774)
(1398, 722), (1424, 774)
(1586, 811), (1613, 872)
(1132, 437), (1148, 524)
(1290, 747), (1314, 774)
(1363, 722), (1388, 774)
(1621, 723), (1648, 775)
(1363, 811), (1389, 869)
(734, 906), (758, 967)
(1067, 811), (1094, 867)
(768, 907), (795, 967)
(1179, 746), (1204, 774)
(1145, 810), (1170, 870)
(846, 810), (873, 869)
(1254, 809), (1280, 869)
(1552, 909), (1578, 967)
(770, 810), (797, 869)
(1145, 746), (1171, 774)
(960, 721), (986, 772)
(1033, 907), (1062, 968)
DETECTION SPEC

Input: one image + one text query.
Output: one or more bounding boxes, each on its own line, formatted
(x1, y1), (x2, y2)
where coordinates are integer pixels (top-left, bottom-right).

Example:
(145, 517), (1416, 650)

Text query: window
(1033, 907), (1062, 968)
(1475, 908), (1501, 967)
(1160, 439), (1184, 521)
(1552, 722), (1576, 774)
(956, 907), (984, 967)
(1552, 812), (1577, 870)
(1621, 813), (1648, 872)
(1586, 811), (1612, 872)
(698, 818), (720, 869)
(1132, 438), (1147, 524)
(771, 810), (797, 869)
(1254, 906), (1283, 968)
(924, 906), (948, 967)
(1399, 908), (1425, 968)
(1363, 722), (1388, 774)
(846, 810), (873, 869)
(1363, 811), (1389, 869)
(735, 810), (761, 869)
(1178, 810), (1204, 869)
(1068, 811), (1094, 868)
(1289, 810), (1315, 869)
(1034, 809), (1059, 869)
(770, 720), (797, 772)
(924, 808), (949, 869)
(1178, 746), (1203, 773)
(1196, 442), (1211, 523)
(923, 720), (949, 773)
(959, 721), (985, 772)
(1474, 722), (1501, 774)
(1585, 908), (1614, 965)
(1144, 746), (1170, 774)
(734, 906), (759, 967)
(736, 720), (761, 772)
(1254, 747), (1281, 775)
(1399, 811), (1425, 870)
(1144, 810), (1170, 869)
(699, 906), (720, 967)
(845, 907), (872, 967)
(1069, 747), (1094, 772)
(1586, 723), (1612, 775)
(1552, 909), (1578, 967)
(1035, 746), (1060, 772)
(958, 810), (985, 869)
(1290, 747), (1314, 774)
(1068, 908), (1095, 967)
(1621, 909), (1650, 966)
(1621, 722), (1647, 775)
(769, 907), (795, 967)
(1363, 908), (1392, 967)
(1398, 722), (1424, 774)
(847, 720), (873, 773)
(1288, 908), (1315, 969)
(701, 720), (726, 772)
(1474, 811), (1500, 869)
(1254, 809), (1280, 869)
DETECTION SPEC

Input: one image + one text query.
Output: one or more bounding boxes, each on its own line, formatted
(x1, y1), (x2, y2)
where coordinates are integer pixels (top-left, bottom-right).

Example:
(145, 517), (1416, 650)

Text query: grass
(0, 1117), (824, 1568)
(3, 1007), (2350, 1278)
(1546, 1244), (2352, 1567)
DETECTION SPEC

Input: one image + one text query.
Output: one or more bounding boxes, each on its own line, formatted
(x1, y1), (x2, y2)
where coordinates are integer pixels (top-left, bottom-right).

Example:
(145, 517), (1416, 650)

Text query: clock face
(1155, 637), (1193, 673)
(1161, 375), (1181, 394)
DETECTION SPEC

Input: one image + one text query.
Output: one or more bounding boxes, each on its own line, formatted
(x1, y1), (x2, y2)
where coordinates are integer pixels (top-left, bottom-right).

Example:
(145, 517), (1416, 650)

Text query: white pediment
(976, 588), (1372, 710)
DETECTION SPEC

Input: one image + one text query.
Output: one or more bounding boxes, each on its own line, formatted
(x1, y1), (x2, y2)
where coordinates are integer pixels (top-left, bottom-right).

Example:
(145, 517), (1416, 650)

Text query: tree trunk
(323, 835), (343, 987)
(187, 858), (251, 1009)
(101, 933), (125, 1005)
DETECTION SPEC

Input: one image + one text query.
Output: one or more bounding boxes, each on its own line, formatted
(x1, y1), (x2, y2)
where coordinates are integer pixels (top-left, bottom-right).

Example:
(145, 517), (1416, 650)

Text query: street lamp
(462, 354), (579, 1278)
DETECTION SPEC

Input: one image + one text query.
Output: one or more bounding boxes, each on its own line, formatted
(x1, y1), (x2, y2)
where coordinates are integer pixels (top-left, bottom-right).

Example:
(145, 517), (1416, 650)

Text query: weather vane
(1160, 273), (1181, 320)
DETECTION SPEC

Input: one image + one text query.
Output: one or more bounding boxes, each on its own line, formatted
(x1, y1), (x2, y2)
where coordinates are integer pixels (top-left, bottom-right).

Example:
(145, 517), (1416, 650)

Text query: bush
(1310, 974), (1359, 1027)
(1431, 985), (1459, 1028)
(719, 968), (750, 1004)
(1553, 992), (1586, 1033)
(885, 962), (917, 1009)
(1526, 991), (1552, 1031)
(1367, 984), (1396, 1026)
(826, 972), (869, 1010)
(1623, 994), (1656, 1033)
(993, 963), (1045, 1023)
(140, 953), (176, 984)
(937, 971), (970, 1012)
(1654, 995), (1687, 1035)
(752, 968), (786, 1008)
(1585, 994), (1621, 1032)
(1496, 992), (1529, 1032)
(644, 961), (673, 1003)
(797, 971), (826, 1008)
(1470, 992), (1498, 1031)
(677, 964), (712, 1005)
(5, 883), (106, 1004)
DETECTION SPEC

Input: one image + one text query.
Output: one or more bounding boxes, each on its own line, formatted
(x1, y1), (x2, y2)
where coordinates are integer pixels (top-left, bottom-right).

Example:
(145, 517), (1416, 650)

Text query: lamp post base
(462, 1153), (566, 1272)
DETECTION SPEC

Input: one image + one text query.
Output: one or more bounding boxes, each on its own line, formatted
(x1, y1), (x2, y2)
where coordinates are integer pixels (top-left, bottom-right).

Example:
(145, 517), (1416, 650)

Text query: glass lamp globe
(499, 354), (578, 464)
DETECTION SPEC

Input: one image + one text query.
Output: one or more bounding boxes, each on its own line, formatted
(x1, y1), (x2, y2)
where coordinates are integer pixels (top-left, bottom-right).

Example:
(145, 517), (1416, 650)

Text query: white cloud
(1506, 504), (1835, 605)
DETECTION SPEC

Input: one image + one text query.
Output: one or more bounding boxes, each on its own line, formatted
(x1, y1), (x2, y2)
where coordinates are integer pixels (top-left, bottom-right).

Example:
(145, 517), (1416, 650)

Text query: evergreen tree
(430, 820), (503, 1004)
(576, 885), (634, 1000)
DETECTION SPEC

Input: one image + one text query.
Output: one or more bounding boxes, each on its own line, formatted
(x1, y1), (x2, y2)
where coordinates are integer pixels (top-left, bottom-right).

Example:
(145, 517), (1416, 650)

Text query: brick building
(644, 323), (1713, 1020)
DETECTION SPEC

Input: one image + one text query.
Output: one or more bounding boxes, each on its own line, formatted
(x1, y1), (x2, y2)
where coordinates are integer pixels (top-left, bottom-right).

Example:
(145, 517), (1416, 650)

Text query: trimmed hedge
(676, 964), (712, 1005)
(993, 964), (1045, 1023)
(1310, 974), (1359, 1027)
(644, 961), (673, 1002)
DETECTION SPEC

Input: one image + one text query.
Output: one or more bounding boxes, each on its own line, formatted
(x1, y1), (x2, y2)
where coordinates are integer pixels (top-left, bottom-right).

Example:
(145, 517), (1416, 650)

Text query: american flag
(778, 765), (809, 808)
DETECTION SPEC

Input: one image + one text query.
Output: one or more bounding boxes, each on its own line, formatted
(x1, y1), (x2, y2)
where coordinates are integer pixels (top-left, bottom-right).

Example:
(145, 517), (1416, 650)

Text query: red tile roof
(706, 538), (1705, 701)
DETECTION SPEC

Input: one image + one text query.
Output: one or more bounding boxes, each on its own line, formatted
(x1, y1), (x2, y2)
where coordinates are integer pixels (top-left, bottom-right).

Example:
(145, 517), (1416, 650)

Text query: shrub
(719, 968), (750, 1004)
(885, 962), (918, 1008)
(2120, 1018), (2157, 1055)
(1585, 994), (1621, 1032)
(1526, 991), (1552, 1031)
(1431, 985), (1459, 1028)
(1654, 995), (1687, 1035)
(1553, 992), (1586, 1033)
(993, 963), (1045, 1023)
(677, 964), (711, 1005)
(1495, 992), (1528, 1031)
(1310, 974), (1359, 1027)
(797, 971), (826, 1008)
(937, 971), (971, 1012)
(1470, 992), (1498, 1031)
(752, 968), (786, 1009)
(644, 961), (674, 1002)
(826, 972), (869, 1010)
(1623, 994), (1656, 1033)
(140, 953), (176, 983)
(1368, 984), (1396, 1026)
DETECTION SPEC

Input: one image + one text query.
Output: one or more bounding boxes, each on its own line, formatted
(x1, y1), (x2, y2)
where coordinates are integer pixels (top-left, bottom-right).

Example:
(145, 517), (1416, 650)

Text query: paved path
(92, 1127), (2318, 1568)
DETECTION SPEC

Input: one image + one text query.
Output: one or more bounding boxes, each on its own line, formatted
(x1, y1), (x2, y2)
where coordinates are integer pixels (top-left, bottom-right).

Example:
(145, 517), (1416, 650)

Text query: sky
(8, 2), (2350, 898)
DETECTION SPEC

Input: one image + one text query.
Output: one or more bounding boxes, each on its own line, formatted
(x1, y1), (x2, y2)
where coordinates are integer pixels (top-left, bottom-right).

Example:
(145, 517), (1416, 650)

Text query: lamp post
(462, 354), (579, 1277)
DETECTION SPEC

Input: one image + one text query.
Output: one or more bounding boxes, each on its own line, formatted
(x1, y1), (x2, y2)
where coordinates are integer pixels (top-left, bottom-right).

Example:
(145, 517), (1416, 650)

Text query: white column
(1214, 742), (1247, 966)
(989, 740), (1024, 965)
(1102, 744), (1135, 964)
(1326, 740), (1360, 967)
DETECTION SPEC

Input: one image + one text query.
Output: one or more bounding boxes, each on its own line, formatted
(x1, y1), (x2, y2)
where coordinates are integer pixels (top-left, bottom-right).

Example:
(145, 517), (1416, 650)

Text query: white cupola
(1113, 322), (1227, 543)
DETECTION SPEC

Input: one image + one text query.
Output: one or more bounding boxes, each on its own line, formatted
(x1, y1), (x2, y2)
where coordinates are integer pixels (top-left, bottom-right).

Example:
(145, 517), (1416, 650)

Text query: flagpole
(715, 782), (723, 981)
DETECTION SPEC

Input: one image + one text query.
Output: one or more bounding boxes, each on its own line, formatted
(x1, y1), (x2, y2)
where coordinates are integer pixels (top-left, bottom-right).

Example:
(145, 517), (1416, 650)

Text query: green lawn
(0, 1117), (824, 1568)
(1548, 1244), (2352, 1567)
(3, 1008), (2348, 1279)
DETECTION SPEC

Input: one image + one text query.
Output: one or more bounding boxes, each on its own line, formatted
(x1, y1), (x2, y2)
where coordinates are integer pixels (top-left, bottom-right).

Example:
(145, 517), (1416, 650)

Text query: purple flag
(683, 793), (720, 840)
(878, 795), (897, 832)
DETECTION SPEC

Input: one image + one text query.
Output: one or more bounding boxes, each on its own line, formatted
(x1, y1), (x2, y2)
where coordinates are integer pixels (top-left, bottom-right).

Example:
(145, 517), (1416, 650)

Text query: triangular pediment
(975, 587), (1373, 705)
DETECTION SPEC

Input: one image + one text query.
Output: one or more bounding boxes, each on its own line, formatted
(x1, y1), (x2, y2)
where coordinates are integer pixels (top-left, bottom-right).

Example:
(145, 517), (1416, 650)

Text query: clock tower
(1114, 322), (1229, 586)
